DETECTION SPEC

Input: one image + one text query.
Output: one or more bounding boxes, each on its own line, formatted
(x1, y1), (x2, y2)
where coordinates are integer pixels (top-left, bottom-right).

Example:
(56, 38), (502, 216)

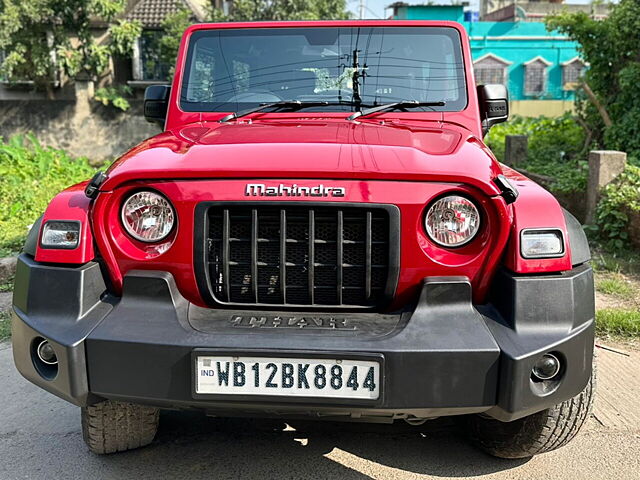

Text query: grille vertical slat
(365, 210), (372, 300)
(251, 209), (258, 303)
(204, 204), (391, 308)
(279, 209), (287, 304)
(337, 210), (344, 304)
(222, 209), (231, 302)
(308, 209), (315, 304)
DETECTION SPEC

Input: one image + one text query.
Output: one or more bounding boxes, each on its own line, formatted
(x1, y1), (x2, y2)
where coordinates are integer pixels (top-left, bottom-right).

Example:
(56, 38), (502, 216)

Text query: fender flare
(563, 208), (591, 267)
(23, 216), (43, 257)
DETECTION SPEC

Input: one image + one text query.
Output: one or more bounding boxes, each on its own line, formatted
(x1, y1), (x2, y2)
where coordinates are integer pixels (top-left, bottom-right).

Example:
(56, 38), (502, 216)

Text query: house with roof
(391, 3), (589, 117)
(124, 0), (216, 86)
(481, 0), (610, 22)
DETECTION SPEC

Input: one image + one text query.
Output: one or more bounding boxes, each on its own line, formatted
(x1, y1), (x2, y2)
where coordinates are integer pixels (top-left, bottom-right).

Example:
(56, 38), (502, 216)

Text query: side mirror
(144, 85), (171, 128)
(477, 84), (509, 136)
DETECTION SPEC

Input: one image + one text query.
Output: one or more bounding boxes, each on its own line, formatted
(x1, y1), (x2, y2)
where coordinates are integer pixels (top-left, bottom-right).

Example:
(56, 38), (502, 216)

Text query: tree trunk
(580, 81), (612, 128)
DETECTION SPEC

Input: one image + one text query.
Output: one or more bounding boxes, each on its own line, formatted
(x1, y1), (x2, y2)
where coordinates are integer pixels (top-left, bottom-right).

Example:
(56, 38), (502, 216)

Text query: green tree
(159, 8), (193, 79)
(546, 0), (640, 159)
(212, 0), (351, 21)
(0, 0), (141, 94)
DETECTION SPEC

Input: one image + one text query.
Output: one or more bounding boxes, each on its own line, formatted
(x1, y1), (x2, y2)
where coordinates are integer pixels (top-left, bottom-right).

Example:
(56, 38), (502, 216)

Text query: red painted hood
(102, 119), (503, 196)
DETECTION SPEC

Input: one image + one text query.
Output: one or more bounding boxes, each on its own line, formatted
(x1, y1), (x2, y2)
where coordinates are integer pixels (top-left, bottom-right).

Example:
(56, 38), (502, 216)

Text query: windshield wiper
(346, 100), (446, 121)
(219, 100), (331, 123)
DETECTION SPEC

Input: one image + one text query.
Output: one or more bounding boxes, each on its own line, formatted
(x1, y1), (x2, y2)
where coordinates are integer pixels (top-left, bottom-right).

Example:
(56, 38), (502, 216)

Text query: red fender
(34, 182), (95, 264)
(501, 165), (572, 273)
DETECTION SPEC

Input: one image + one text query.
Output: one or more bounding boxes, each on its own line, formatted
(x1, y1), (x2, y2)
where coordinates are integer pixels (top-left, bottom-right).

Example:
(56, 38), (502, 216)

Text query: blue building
(391, 4), (585, 117)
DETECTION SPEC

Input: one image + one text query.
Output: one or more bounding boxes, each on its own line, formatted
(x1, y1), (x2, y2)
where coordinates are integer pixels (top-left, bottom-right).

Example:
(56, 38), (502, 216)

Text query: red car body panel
(34, 20), (573, 306)
(100, 120), (502, 195)
(89, 178), (511, 307)
(500, 165), (572, 273)
(34, 182), (95, 264)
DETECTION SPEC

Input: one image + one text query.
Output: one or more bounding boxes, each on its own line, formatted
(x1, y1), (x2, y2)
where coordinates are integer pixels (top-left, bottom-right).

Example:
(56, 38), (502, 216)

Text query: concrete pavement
(1, 339), (639, 480)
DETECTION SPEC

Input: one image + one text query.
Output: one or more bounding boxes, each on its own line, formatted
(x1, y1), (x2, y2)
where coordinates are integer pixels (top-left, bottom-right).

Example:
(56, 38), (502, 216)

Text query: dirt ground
(0, 291), (10, 313)
(595, 272), (640, 310)
(593, 251), (640, 312)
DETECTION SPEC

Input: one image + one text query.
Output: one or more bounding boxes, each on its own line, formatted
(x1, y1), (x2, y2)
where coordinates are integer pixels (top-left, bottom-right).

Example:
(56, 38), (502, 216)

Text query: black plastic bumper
(11, 254), (594, 422)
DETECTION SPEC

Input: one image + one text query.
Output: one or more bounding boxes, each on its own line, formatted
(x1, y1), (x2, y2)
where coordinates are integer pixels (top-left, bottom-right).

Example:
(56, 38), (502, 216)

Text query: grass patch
(592, 249), (640, 275)
(596, 275), (635, 297)
(0, 311), (11, 341)
(0, 135), (100, 256)
(596, 309), (640, 337)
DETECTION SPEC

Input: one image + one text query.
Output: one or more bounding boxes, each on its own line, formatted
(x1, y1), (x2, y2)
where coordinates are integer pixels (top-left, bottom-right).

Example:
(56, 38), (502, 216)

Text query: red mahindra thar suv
(11, 21), (595, 458)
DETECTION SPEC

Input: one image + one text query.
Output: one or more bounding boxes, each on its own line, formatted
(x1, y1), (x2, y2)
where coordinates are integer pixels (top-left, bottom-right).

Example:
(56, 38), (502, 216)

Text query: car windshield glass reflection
(180, 27), (467, 113)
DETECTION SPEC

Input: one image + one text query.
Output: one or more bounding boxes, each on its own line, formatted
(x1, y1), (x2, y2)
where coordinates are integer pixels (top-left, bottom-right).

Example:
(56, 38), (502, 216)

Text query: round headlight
(425, 195), (480, 247)
(121, 191), (175, 242)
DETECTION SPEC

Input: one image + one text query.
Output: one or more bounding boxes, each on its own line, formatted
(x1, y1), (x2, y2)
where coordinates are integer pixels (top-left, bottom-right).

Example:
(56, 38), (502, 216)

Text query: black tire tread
(466, 360), (596, 459)
(81, 400), (159, 454)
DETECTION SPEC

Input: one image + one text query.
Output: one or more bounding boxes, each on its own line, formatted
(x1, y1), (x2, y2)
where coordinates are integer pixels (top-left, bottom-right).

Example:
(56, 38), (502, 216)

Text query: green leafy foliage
(0, 135), (99, 256)
(110, 19), (144, 56)
(595, 164), (640, 250)
(485, 114), (588, 193)
(158, 9), (194, 80)
(0, 1), (141, 87)
(211, 0), (351, 21)
(94, 85), (132, 111)
(592, 249), (640, 275)
(0, 277), (12, 293)
(546, 0), (640, 159)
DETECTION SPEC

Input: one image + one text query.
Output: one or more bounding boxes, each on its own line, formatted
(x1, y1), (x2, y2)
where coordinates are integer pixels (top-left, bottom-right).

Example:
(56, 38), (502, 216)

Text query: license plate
(195, 356), (380, 400)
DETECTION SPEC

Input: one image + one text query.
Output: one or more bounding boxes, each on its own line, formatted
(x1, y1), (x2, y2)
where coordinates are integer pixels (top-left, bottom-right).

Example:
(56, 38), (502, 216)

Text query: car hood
(102, 119), (503, 196)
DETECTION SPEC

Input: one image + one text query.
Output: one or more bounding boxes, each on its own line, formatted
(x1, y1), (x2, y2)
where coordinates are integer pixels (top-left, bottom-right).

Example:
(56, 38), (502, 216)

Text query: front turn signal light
(40, 220), (81, 249)
(520, 229), (565, 259)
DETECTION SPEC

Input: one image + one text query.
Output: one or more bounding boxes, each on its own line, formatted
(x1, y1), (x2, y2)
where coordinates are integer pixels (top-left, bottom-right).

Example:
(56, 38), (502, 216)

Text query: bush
(0, 135), (99, 256)
(596, 163), (640, 250)
(485, 114), (588, 194)
(94, 85), (132, 111)
(546, 0), (640, 160)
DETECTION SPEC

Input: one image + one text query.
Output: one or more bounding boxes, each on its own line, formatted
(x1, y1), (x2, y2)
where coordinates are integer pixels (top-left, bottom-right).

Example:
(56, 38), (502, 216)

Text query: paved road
(0, 292), (11, 313)
(1, 340), (639, 480)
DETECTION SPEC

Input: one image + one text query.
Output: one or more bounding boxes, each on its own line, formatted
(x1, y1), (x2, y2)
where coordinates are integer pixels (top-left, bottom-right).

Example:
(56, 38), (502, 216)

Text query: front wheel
(465, 363), (596, 459)
(81, 400), (159, 454)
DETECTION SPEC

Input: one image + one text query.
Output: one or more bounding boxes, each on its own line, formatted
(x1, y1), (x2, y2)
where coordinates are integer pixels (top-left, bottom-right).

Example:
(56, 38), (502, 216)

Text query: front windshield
(180, 27), (467, 113)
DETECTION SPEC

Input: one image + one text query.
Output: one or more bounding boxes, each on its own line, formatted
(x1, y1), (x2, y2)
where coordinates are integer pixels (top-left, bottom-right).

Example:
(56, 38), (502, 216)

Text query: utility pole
(359, 0), (365, 19)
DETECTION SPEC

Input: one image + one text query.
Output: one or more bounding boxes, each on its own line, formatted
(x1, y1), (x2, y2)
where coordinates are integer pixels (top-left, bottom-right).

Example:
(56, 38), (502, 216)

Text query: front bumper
(12, 254), (594, 422)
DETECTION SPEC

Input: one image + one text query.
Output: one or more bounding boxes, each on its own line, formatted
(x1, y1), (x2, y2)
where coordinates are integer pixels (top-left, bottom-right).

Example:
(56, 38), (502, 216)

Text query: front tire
(81, 400), (159, 454)
(465, 364), (596, 459)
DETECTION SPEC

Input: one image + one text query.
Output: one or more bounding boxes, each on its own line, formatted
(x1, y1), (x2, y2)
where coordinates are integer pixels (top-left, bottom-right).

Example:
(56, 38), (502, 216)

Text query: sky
(349, 0), (613, 20)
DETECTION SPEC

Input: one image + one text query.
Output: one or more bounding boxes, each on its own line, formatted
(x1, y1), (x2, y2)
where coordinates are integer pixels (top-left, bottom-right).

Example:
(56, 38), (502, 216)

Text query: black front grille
(201, 204), (396, 308)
